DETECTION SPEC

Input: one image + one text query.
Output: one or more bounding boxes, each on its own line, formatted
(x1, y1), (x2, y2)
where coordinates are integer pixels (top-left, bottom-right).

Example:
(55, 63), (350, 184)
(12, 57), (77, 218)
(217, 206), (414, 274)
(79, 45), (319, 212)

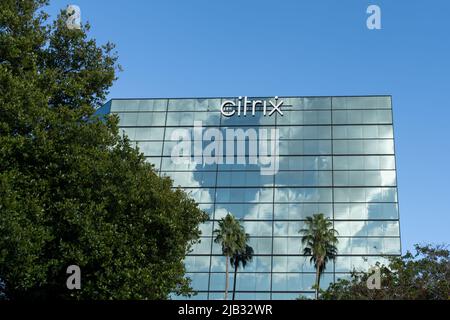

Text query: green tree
(321, 244), (450, 300)
(230, 242), (253, 301)
(299, 213), (338, 299)
(213, 213), (246, 300)
(0, 0), (207, 300)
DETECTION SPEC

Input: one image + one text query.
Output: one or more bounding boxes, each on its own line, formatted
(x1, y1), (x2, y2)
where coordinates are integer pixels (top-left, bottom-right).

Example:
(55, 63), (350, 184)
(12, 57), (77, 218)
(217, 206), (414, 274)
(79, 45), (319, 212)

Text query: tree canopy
(230, 243), (253, 300)
(0, 0), (207, 300)
(321, 244), (450, 300)
(299, 213), (338, 299)
(213, 213), (247, 300)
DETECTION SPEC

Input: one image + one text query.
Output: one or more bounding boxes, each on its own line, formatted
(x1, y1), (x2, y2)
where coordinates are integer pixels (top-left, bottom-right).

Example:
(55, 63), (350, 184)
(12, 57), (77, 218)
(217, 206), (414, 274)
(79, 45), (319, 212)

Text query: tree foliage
(299, 213), (338, 299)
(0, 0), (207, 300)
(230, 243), (253, 300)
(213, 213), (247, 300)
(321, 244), (450, 300)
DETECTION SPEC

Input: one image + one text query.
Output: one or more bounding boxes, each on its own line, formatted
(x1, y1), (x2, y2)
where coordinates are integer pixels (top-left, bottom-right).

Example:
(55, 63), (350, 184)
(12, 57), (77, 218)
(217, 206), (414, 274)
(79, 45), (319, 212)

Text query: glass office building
(98, 96), (401, 300)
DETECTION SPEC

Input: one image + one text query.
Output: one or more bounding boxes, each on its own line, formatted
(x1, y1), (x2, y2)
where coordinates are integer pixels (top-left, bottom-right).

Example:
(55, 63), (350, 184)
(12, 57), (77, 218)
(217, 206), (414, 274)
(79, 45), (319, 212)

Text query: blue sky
(47, 0), (450, 253)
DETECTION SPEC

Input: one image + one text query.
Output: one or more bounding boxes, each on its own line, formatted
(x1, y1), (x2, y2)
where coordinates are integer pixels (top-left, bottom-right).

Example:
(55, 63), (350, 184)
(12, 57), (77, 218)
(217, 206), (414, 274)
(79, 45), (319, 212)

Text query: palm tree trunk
(315, 266), (321, 300)
(232, 262), (238, 300)
(224, 255), (229, 300)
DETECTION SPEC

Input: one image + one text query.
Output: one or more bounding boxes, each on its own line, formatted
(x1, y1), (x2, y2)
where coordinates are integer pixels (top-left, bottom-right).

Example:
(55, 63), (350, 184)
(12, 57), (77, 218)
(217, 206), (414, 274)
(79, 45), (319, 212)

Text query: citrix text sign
(221, 96), (284, 117)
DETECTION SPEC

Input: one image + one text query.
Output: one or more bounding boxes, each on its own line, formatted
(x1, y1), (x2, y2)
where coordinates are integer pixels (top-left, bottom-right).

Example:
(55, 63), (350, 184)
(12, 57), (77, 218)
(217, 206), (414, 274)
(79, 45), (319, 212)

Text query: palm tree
(299, 213), (338, 299)
(213, 213), (246, 300)
(230, 241), (254, 300)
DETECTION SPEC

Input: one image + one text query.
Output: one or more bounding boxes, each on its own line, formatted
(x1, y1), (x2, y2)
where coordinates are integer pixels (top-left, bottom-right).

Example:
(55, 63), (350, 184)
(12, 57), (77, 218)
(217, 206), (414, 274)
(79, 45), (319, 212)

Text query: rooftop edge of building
(103, 94), (393, 105)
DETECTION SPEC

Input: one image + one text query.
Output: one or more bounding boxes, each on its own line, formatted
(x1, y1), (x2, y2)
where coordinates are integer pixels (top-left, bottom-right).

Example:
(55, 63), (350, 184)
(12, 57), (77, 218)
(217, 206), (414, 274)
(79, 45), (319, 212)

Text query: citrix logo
(220, 96), (284, 117)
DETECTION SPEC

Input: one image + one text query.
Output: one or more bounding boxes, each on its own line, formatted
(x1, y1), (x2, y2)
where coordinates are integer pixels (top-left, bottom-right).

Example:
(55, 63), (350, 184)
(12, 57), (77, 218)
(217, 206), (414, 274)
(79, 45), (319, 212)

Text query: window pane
(278, 111), (331, 125)
(337, 237), (401, 254)
(242, 221), (272, 237)
(133, 127), (165, 140)
(217, 171), (273, 187)
(184, 256), (210, 272)
(186, 273), (209, 291)
(335, 221), (400, 237)
(190, 238), (212, 254)
(215, 188), (273, 203)
(273, 237), (303, 255)
(335, 256), (391, 272)
(161, 157), (214, 171)
(210, 273), (234, 291)
(275, 171), (332, 186)
(183, 188), (215, 203)
(333, 110), (392, 124)
(334, 187), (397, 202)
(334, 203), (399, 219)
(135, 112), (166, 126)
(214, 203), (273, 220)
(164, 171), (217, 188)
(333, 96), (391, 109)
(272, 273), (316, 291)
(111, 99), (167, 112)
(333, 156), (396, 170)
(248, 238), (272, 254)
(333, 140), (394, 155)
(136, 141), (163, 156)
(279, 140), (332, 155)
(274, 203), (333, 219)
(235, 273), (271, 291)
(166, 111), (220, 126)
(279, 156), (332, 170)
(272, 256), (315, 272)
(165, 98), (222, 112)
(283, 97), (331, 110)
(333, 171), (396, 187)
(274, 221), (304, 236)
(333, 125), (393, 139)
(274, 188), (332, 203)
(278, 126), (331, 139)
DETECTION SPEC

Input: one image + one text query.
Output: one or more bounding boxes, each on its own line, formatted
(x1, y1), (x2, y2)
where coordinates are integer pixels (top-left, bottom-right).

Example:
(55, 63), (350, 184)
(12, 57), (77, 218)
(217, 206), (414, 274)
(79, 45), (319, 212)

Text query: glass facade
(99, 96), (400, 300)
